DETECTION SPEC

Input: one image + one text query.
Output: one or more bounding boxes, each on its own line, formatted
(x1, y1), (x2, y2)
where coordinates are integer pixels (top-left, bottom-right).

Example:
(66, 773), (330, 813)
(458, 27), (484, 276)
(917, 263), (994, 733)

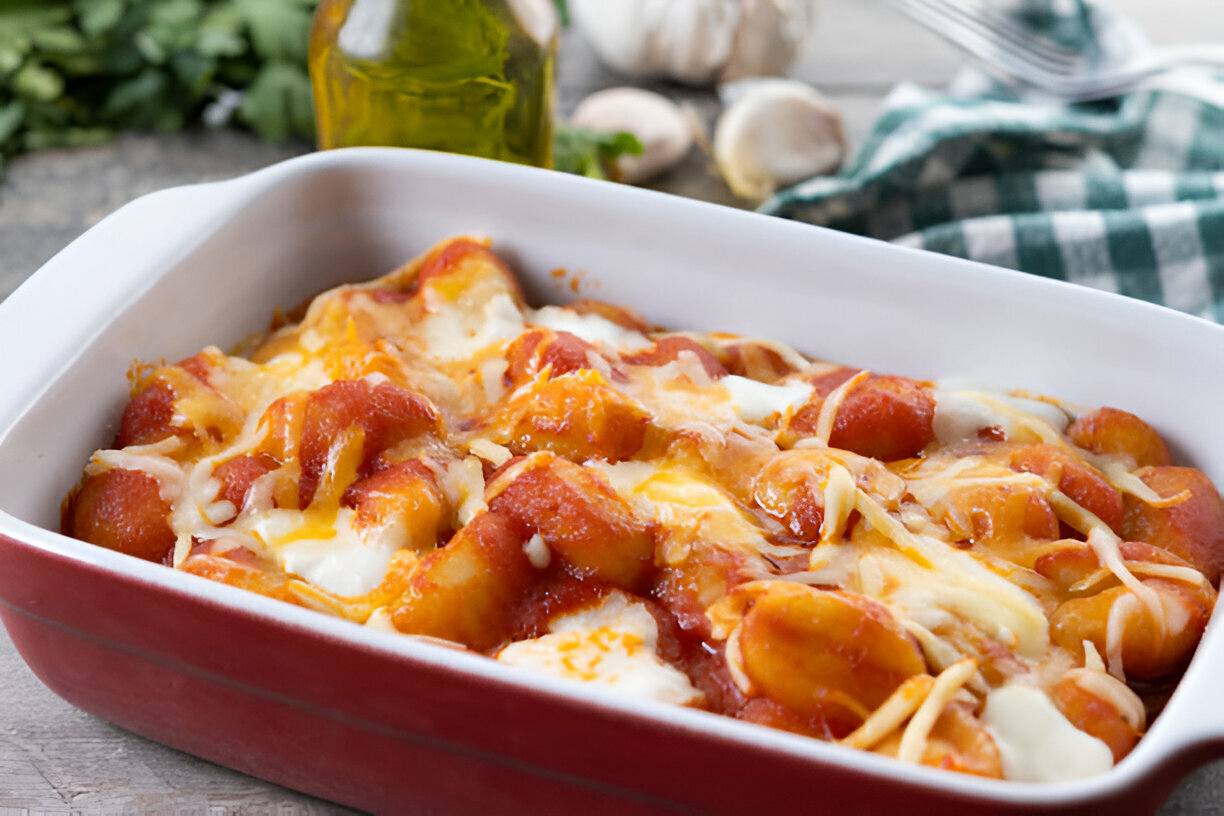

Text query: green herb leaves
(553, 126), (643, 180)
(0, 0), (317, 172)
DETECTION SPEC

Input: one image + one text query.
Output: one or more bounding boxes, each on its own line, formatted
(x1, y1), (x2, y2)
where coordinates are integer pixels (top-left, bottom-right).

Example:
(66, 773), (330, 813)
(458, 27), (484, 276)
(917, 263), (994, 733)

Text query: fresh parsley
(0, 0), (316, 173)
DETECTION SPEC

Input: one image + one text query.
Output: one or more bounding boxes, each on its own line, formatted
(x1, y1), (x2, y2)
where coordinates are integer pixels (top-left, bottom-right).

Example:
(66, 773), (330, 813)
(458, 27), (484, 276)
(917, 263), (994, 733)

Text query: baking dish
(0, 148), (1222, 814)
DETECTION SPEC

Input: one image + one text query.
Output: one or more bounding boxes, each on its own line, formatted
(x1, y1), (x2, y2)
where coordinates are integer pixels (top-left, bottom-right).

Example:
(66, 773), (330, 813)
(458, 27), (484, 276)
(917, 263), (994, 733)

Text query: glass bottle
(309, 0), (557, 167)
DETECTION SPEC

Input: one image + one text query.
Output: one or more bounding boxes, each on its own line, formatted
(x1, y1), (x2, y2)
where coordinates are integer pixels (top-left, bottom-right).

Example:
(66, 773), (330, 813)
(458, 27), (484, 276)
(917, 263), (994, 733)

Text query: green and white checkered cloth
(760, 3), (1224, 323)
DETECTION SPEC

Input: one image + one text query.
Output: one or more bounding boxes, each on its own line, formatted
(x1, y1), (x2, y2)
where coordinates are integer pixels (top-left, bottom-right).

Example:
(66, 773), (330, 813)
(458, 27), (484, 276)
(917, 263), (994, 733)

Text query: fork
(891, 0), (1224, 102)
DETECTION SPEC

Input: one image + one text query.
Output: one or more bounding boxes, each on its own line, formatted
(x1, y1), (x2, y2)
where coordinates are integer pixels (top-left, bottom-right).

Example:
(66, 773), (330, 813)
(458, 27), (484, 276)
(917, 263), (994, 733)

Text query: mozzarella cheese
(720, 375), (813, 423)
(496, 593), (702, 706)
(242, 507), (400, 597)
(983, 684), (1114, 782)
(419, 291), (525, 364)
(528, 305), (652, 351)
(590, 459), (797, 566)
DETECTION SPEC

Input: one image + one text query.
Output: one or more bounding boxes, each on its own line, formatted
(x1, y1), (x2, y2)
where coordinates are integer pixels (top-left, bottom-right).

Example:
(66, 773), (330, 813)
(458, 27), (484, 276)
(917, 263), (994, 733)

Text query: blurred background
(4, 0), (1220, 298)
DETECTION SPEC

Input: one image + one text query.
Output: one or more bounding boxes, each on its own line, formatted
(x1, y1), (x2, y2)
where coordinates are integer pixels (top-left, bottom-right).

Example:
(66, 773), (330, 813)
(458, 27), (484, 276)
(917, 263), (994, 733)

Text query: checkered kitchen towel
(760, 2), (1224, 323)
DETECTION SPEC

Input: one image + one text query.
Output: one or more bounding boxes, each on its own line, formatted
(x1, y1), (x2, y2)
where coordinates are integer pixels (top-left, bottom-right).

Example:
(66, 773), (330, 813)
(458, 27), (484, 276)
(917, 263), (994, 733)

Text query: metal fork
(892, 0), (1224, 102)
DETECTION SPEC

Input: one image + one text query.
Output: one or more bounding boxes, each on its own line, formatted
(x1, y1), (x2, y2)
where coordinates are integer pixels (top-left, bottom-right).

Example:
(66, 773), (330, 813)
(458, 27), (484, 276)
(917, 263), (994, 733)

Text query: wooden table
(3, 2), (1222, 812)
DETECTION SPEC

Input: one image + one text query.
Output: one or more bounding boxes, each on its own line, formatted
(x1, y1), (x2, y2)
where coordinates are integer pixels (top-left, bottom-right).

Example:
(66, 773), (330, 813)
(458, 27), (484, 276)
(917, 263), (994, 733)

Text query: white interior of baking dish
(1, 148), (1223, 808)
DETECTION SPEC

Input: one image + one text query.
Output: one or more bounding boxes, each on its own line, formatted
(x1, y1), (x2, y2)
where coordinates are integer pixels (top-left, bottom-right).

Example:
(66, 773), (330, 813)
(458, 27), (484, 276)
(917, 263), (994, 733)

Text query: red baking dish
(1, 148), (1223, 814)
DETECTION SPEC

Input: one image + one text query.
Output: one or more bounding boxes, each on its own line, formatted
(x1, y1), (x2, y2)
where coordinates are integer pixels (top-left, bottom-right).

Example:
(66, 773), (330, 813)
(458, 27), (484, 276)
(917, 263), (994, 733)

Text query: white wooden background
(2, 1), (1222, 812)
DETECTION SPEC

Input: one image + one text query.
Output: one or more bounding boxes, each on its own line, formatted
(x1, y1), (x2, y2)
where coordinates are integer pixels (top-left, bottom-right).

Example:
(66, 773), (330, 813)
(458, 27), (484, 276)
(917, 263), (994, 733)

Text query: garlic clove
(571, 88), (695, 185)
(569, 0), (742, 85)
(713, 78), (846, 202)
(721, 0), (819, 84)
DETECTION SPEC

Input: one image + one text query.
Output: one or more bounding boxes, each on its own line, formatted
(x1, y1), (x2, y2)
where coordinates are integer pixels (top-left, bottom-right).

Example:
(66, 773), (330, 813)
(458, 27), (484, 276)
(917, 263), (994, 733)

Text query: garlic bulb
(722, 0), (812, 82)
(570, 88), (694, 184)
(714, 78), (846, 202)
(569, 0), (817, 86)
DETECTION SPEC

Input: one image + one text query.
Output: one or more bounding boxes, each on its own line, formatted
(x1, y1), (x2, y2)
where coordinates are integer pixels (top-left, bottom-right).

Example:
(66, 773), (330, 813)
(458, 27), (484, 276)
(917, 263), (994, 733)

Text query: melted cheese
(419, 291), (525, 363)
(241, 506), (399, 596)
(441, 457), (488, 527)
(898, 658), (978, 763)
(626, 355), (734, 431)
(496, 594), (702, 705)
(365, 606), (398, 632)
(983, 685), (1114, 782)
(528, 305), (652, 351)
(87, 450), (186, 503)
(523, 532), (551, 569)
(468, 438), (513, 467)
(818, 463), (856, 544)
(870, 546), (1050, 658)
(1069, 668), (1146, 731)
(1081, 524), (1166, 676)
(814, 369), (870, 443)
(591, 459), (793, 565)
(720, 375), (813, 423)
(841, 674), (936, 751)
(932, 382), (1070, 444)
(225, 352), (333, 414)
(933, 383), (1179, 514)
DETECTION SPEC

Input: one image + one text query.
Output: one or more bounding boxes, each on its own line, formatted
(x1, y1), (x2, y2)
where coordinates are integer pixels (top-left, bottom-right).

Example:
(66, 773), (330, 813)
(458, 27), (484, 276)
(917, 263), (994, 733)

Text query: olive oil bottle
(310, 0), (557, 167)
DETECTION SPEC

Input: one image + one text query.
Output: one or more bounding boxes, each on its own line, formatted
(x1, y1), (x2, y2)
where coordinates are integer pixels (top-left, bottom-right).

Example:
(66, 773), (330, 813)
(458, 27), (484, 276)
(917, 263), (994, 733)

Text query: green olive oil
(310, 0), (555, 167)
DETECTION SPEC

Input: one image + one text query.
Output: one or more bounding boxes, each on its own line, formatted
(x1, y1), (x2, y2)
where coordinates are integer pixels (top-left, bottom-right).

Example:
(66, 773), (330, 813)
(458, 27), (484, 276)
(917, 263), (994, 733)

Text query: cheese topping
(419, 291), (525, 364)
(528, 305), (652, 351)
(983, 684), (1114, 783)
(67, 237), (1218, 785)
(814, 369), (871, 444)
(247, 507), (398, 597)
(932, 380), (1070, 444)
(720, 375), (813, 423)
(88, 449), (186, 503)
(897, 658), (978, 763)
(590, 459), (797, 566)
(496, 594), (703, 706)
(868, 545), (1050, 658)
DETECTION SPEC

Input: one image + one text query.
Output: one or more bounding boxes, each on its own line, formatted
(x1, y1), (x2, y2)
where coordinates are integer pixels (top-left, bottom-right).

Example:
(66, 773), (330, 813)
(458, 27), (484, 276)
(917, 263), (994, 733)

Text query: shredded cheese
(1068, 668), (1146, 731)
(86, 450), (186, 503)
(523, 532), (551, 569)
(841, 674), (936, 751)
(818, 464), (857, 544)
(813, 369), (871, 444)
(897, 659), (978, 763)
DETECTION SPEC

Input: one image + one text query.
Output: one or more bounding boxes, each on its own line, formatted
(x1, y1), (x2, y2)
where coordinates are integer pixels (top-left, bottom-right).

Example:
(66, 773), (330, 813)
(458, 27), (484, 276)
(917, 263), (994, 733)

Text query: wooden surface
(3, 1), (1224, 812)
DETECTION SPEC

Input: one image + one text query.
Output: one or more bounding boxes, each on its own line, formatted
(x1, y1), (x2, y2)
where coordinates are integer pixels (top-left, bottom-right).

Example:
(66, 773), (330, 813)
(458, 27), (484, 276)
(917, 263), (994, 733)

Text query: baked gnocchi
(63, 237), (1224, 782)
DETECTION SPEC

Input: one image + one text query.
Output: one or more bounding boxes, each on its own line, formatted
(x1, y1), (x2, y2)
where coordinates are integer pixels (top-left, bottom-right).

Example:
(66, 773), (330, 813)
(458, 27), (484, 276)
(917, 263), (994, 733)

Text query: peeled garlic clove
(571, 88), (694, 184)
(713, 78), (846, 202)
